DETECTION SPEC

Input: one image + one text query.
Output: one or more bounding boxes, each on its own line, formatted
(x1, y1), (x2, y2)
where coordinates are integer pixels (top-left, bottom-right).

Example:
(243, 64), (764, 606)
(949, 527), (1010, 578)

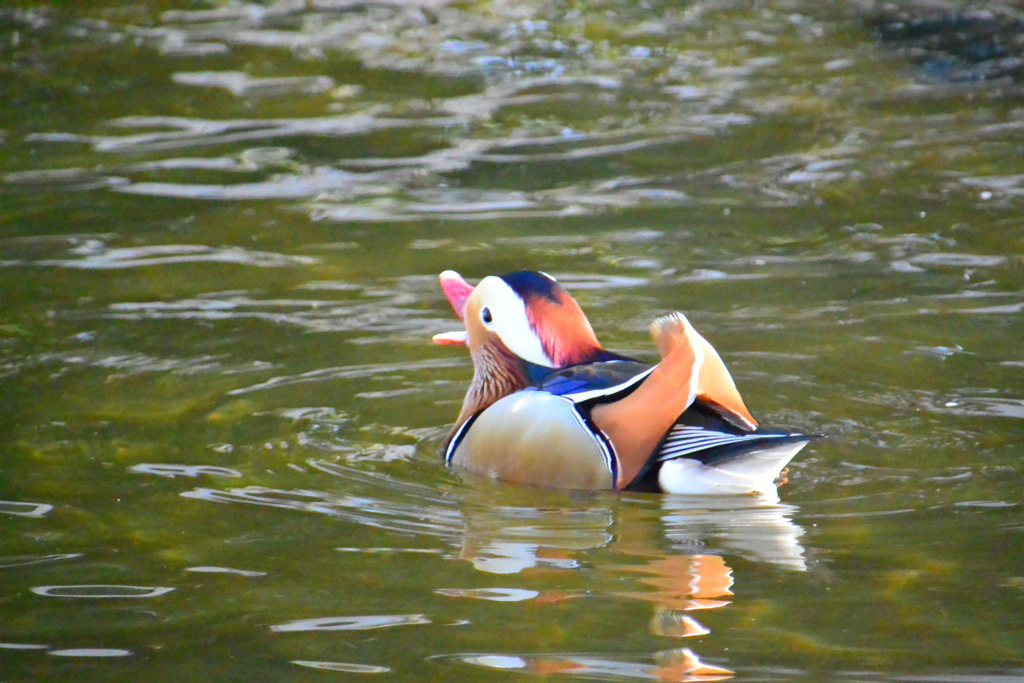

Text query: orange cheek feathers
(525, 293), (602, 367)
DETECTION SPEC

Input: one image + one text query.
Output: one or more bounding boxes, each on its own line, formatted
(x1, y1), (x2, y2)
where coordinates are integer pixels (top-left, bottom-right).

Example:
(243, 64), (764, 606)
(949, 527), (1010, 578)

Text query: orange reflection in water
(611, 554), (734, 611)
(650, 648), (736, 681)
(606, 553), (736, 679)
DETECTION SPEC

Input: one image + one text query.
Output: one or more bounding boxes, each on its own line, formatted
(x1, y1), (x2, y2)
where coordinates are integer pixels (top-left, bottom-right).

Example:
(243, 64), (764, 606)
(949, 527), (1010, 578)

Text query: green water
(2, 1), (1024, 681)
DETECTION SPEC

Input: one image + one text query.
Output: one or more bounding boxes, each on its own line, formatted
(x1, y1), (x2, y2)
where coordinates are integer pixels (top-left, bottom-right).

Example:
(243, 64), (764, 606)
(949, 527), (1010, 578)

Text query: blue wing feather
(535, 359), (652, 398)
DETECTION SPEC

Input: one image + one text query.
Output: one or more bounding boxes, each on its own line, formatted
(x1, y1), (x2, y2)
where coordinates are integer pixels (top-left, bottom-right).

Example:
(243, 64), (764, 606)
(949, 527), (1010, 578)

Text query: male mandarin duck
(432, 269), (810, 494)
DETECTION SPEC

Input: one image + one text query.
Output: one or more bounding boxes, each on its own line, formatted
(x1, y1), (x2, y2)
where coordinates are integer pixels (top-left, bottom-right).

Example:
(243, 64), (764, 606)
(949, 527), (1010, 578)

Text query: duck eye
(481, 307), (493, 324)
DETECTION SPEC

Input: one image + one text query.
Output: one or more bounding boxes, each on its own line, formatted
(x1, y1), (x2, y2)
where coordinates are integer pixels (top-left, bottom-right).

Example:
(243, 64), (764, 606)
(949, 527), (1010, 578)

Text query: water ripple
(3, 350), (272, 385)
(270, 614), (430, 632)
(336, 548), (443, 555)
(0, 501), (54, 518)
(907, 253), (1007, 268)
(103, 290), (448, 339)
(34, 243), (316, 269)
(128, 464), (243, 479)
(185, 566), (267, 576)
(30, 585), (175, 598)
(0, 642), (50, 650)
(291, 661), (390, 673)
(48, 649), (132, 658)
(227, 358), (465, 395)
(180, 484), (463, 542)
(29, 112), (454, 155)
(172, 71), (337, 98)
(436, 588), (541, 602)
(0, 554), (83, 569)
(114, 168), (377, 201)
(920, 395), (1024, 420)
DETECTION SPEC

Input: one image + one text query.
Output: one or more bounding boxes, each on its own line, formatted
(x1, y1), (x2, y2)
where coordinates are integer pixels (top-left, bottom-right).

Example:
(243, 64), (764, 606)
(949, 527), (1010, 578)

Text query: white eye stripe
(474, 277), (553, 367)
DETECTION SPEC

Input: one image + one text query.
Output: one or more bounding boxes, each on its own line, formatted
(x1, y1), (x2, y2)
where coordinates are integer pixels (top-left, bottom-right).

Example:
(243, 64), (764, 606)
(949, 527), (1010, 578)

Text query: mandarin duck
(433, 270), (810, 494)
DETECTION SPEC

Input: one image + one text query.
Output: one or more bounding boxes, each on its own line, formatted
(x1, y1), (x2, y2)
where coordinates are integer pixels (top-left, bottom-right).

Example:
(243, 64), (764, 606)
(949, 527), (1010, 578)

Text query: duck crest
(500, 271), (602, 367)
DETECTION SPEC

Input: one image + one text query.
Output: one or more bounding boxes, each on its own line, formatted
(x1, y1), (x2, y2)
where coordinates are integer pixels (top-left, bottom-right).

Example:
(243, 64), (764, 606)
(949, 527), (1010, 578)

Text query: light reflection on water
(0, 501), (55, 518)
(291, 660), (391, 673)
(0, 554), (83, 569)
(47, 648), (134, 658)
(270, 614), (432, 632)
(29, 585), (176, 599)
(185, 566), (267, 577)
(127, 464), (242, 478)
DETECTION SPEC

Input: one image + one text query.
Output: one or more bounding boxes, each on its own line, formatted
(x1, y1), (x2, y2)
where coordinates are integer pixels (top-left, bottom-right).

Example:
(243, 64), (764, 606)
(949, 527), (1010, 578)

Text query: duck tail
(656, 431), (812, 495)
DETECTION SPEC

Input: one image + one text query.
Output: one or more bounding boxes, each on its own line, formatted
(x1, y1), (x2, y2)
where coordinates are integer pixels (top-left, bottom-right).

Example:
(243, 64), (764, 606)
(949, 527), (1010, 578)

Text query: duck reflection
(456, 485), (806, 578)
(450, 484), (806, 680)
(173, 460), (804, 680)
(457, 487), (614, 575)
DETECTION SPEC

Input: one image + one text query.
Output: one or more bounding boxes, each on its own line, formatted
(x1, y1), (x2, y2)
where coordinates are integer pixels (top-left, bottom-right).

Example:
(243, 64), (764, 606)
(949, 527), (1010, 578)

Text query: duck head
(434, 270), (605, 435)
(434, 269), (603, 368)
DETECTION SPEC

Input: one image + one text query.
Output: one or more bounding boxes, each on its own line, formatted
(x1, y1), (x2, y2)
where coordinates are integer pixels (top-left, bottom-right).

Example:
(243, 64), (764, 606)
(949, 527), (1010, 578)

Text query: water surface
(2, 1), (1024, 681)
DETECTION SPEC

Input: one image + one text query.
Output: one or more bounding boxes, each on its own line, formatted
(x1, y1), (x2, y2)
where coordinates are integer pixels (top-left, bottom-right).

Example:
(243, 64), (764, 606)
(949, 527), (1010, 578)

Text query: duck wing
(534, 359), (653, 399)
